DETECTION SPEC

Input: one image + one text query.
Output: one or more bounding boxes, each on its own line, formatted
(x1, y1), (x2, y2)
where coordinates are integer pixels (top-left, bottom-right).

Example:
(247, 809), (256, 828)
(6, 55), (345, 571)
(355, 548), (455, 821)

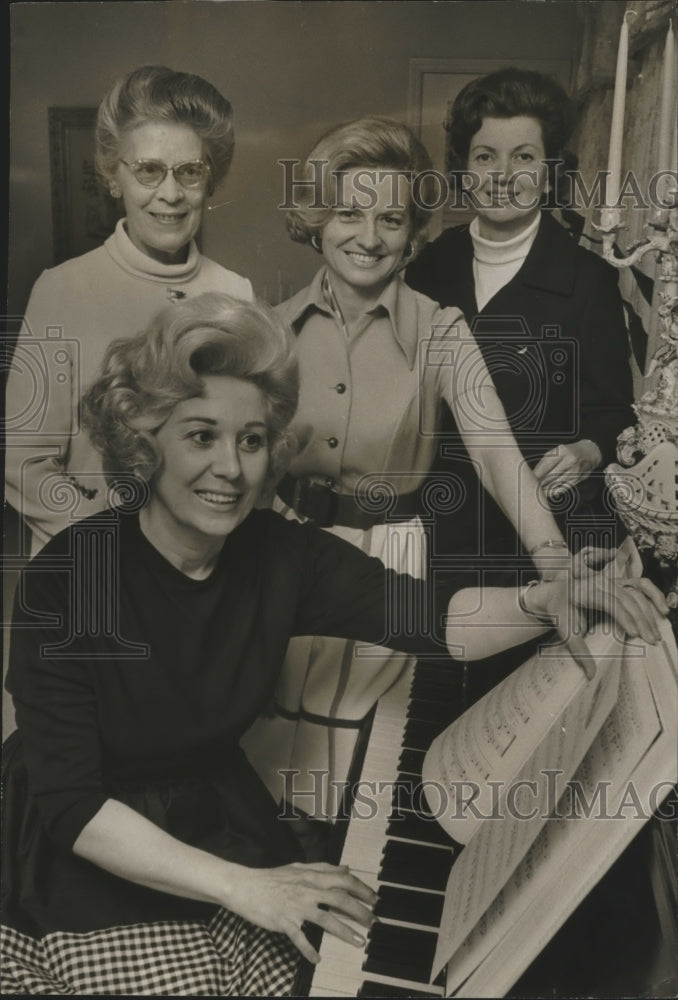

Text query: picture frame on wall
(48, 107), (122, 265)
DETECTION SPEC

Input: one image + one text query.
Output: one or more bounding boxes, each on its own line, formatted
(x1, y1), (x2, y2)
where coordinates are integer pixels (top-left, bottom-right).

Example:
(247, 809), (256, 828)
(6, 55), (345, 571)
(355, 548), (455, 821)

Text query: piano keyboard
(303, 658), (466, 998)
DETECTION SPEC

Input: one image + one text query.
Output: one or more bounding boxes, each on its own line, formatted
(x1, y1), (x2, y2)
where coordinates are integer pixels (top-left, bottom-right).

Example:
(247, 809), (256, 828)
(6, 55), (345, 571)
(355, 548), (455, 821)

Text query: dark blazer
(405, 211), (635, 558)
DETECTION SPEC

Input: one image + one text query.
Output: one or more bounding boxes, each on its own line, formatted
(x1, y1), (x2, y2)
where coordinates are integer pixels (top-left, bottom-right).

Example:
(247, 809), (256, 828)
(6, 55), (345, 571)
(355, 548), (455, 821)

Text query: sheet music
(423, 538), (641, 849)
(441, 621), (676, 995)
(422, 632), (623, 846)
(427, 628), (623, 977)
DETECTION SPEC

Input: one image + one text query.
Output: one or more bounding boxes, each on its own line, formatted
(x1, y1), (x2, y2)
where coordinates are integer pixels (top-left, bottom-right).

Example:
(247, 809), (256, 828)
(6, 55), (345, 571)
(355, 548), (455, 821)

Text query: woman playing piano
(1, 293), (667, 996)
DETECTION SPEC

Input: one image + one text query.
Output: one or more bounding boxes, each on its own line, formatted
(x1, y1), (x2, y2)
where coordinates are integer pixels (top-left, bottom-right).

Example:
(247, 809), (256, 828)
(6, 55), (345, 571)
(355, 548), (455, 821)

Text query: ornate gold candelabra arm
(593, 201), (678, 270)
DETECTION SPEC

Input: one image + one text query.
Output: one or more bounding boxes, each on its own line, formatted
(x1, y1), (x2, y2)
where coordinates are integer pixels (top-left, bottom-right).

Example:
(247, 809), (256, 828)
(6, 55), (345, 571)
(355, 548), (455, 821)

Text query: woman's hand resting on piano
(446, 548), (670, 671)
(225, 861), (377, 964)
(524, 547), (670, 651)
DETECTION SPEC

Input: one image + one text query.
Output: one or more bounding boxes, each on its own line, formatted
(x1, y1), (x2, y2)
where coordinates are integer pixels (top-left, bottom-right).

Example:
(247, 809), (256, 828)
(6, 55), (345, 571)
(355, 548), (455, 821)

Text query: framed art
(48, 106), (122, 264)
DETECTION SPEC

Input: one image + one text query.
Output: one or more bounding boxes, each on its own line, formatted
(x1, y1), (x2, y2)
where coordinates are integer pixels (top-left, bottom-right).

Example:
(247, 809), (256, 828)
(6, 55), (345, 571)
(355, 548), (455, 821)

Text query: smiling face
(319, 167), (411, 305)
(467, 116), (549, 240)
(115, 120), (208, 264)
(145, 375), (269, 559)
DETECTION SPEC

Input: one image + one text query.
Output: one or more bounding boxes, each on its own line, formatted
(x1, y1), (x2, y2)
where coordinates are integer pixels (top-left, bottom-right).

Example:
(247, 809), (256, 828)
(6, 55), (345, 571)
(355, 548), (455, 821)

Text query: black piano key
(375, 884), (445, 927)
(391, 778), (437, 817)
(402, 718), (446, 750)
(379, 839), (454, 891)
(411, 676), (457, 694)
(364, 923), (437, 982)
(358, 981), (440, 997)
(387, 807), (454, 848)
(397, 746), (425, 777)
(414, 660), (461, 682)
(411, 671), (463, 700)
(407, 698), (455, 725)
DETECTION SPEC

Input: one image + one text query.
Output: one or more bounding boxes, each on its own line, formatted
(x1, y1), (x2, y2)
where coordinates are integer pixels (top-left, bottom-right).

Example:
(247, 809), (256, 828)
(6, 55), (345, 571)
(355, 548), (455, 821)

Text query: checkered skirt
(1, 907), (299, 996)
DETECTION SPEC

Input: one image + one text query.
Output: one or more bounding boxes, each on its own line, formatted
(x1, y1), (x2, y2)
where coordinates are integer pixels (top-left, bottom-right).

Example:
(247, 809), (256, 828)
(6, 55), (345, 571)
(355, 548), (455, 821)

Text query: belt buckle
(297, 480), (338, 528)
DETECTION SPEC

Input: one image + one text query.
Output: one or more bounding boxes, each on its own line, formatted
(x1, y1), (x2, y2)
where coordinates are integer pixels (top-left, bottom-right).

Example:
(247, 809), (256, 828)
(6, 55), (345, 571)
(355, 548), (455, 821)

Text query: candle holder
(602, 189), (678, 600)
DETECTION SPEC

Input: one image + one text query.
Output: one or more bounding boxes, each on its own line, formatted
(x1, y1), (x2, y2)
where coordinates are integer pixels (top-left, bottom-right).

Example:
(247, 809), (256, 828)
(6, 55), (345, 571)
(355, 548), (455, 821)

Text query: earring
(109, 183), (121, 199)
(311, 234), (322, 253)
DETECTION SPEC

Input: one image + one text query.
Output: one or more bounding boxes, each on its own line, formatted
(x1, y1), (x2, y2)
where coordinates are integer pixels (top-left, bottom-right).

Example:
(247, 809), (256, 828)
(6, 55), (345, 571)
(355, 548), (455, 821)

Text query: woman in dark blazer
(406, 67), (635, 564)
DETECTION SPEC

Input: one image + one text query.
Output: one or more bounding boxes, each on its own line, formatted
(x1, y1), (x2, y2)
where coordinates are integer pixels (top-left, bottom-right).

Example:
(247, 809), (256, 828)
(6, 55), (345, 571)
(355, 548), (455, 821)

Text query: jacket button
(327, 437), (339, 449)
(335, 382), (347, 394)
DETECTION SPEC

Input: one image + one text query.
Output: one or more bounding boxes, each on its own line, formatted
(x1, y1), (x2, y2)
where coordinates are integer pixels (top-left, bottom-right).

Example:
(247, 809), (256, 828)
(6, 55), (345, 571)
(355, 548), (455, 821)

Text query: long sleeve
(576, 261), (634, 466)
(5, 271), (81, 548)
(7, 562), (108, 849)
(290, 518), (469, 654)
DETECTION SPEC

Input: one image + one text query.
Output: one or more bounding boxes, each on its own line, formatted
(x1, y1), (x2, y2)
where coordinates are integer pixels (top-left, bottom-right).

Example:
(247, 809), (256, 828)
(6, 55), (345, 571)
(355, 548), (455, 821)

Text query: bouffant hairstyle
(285, 116), (436, 257)
(445, 67), (575, 177)
(81, 293), (299, 489)
(95, 65), (235, 192)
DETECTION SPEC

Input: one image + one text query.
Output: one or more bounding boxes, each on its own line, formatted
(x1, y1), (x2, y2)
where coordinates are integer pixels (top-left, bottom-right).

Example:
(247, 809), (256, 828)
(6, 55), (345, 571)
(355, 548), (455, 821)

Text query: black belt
(277, 474), (420, 529)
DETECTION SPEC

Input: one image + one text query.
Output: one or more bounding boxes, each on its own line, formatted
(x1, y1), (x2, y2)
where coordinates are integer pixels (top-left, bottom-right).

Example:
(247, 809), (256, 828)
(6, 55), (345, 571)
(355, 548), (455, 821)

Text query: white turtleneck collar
(470, 213), (541, 310)
(104, 218), (201, 283)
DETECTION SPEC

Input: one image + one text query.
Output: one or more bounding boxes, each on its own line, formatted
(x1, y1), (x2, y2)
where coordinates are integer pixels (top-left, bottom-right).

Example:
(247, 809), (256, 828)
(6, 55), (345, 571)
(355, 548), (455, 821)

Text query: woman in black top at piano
(406, 67), (635, 560)
(1, 293), (666, 997)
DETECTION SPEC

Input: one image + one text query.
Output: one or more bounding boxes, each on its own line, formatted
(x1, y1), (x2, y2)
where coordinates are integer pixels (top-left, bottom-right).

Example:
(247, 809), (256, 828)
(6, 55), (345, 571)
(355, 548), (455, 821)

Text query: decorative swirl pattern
(544, 481), (580, 516)
(420, 475), (466, 517)
(606, 469), (645, 512)
(38, 474), (82, 513)
(354, 475), (399, 515)
(107, 474), (151, 512)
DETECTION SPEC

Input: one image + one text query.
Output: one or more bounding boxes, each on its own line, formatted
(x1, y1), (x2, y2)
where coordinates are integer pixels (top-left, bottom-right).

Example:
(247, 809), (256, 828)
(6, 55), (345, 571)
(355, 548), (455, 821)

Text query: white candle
(657, 20), (676, 177)
(607, 10), (632, 207)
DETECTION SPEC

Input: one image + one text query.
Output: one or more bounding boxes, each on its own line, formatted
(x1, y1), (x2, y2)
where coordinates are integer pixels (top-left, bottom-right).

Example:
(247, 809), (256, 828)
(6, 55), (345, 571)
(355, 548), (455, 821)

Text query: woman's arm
(74, 799), (375, 965)
(442, 323), (570, 576)
(446, 551), (669, 661)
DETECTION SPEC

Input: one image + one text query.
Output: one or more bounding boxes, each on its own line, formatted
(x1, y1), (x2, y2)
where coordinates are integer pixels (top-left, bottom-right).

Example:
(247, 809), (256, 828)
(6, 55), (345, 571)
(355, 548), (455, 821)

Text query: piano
(295, 653), (678, 998)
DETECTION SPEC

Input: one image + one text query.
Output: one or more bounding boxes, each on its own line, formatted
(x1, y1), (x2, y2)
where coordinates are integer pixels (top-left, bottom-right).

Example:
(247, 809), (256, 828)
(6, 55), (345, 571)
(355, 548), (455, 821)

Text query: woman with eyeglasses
(5, 65), (251, 554)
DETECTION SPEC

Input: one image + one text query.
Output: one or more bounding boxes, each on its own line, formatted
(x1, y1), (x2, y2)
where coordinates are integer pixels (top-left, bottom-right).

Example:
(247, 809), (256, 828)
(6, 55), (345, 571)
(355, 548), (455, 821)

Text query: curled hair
(285, 116), (435, 257)
(95, 65), (235, 191)
(82, 293), (299, 489)
(445, 67), (575, 185)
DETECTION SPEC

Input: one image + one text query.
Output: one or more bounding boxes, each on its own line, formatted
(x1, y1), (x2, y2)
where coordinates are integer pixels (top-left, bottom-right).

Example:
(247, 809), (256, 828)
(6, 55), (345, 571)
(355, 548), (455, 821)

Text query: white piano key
(306, 662), (451, 997)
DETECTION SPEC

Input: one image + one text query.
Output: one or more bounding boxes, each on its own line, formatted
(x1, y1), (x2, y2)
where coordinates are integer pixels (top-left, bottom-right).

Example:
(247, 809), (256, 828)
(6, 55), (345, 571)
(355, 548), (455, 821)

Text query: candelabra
(601, 194), (678, 600)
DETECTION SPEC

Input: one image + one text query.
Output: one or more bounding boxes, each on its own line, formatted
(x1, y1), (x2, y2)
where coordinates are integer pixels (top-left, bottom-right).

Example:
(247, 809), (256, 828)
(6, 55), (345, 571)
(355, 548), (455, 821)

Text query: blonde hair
(82, 293), (299, 488)
(285, 116), (435, 257)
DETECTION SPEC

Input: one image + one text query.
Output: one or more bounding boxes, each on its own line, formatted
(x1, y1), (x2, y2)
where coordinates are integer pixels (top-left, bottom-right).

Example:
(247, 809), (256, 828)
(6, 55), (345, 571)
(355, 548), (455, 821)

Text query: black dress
(2, 507), (455, 995)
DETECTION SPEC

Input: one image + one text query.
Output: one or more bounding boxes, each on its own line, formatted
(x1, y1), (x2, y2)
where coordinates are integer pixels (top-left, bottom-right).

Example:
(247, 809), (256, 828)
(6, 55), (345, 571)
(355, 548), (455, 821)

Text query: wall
(9, 0), (582, 314)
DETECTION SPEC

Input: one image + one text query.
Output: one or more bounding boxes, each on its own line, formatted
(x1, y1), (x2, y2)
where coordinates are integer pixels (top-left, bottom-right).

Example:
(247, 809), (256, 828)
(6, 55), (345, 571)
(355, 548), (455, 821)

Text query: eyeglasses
(119, 158), (211, 189)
